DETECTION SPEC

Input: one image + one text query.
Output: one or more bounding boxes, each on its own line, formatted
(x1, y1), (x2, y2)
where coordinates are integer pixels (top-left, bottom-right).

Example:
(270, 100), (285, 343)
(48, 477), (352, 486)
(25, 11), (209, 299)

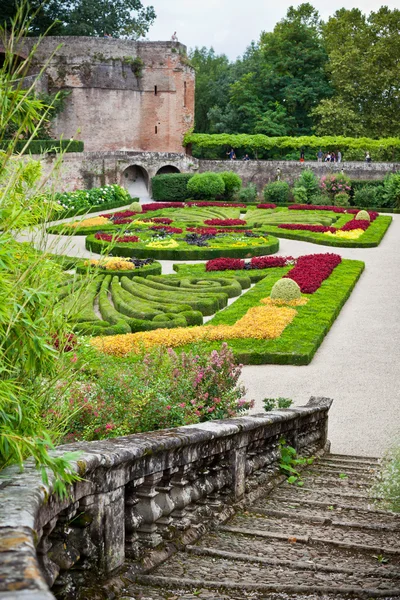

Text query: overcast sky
(143, 0), (400, 60)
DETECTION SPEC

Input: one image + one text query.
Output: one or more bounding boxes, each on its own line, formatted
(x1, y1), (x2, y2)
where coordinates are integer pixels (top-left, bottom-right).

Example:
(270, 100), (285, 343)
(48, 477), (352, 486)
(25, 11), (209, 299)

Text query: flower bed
(94, 232), (140, 243)
(278, 224), (336, 233)
(284, 253), (342, 293)
(206, 256), (293, 272)
(204, 218), (247, 226)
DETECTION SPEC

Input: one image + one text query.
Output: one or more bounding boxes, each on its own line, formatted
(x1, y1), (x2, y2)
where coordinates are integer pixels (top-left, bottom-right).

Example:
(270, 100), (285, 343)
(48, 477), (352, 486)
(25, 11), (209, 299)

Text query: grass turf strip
(177, 259), (365, 365)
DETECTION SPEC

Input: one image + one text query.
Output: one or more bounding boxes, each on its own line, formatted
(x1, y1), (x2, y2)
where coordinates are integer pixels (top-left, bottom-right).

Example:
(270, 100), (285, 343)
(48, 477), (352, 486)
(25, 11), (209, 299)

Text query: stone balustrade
(0, 396), (332, 600)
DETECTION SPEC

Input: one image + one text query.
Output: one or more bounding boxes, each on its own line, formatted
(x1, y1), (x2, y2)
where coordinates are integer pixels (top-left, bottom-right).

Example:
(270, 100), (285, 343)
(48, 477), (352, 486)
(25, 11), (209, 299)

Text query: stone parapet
(0, 397), (332, 599)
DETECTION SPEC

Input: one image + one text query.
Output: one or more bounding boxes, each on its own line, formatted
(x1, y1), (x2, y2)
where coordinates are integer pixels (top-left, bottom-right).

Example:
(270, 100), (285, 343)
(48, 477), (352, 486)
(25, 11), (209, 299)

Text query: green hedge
(0, 139), (84, 154)
(151, 173), (194, 201)
(178, 259), (365, 365)
(85, 234), (280, 261)
(76, 261), (161, 279)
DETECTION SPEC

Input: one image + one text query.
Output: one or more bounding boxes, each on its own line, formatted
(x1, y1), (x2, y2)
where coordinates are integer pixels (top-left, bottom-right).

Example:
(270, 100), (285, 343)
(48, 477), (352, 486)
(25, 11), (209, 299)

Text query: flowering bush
(94, 232), (140, 243)
(320, 174), (351, 198)
(250, 256), (294, 269)
(277, 224), (336, 233)
(149, 225), (183, 234)
(256, 203), (277, 209)
(206, 258), (246, 271)
(56, 184), (130, 212)
(285, 253), (342, 294)
(204, 218), (247, 226)
(55, 344), (253, 441)
(85, 257), (135, 271)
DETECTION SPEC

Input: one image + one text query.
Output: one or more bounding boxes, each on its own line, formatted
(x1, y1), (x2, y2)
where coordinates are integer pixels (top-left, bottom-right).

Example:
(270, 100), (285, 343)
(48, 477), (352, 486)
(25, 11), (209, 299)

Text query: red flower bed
(206, 258), (246, 271)
(113, 217), (134, 225)
(204, 219), (247, 226)
(340, 219), (370, 231)
(277, 224), (336, 233)
(250, 256), (294, 269)
(284, 253), (341, 293)
(149, 225), (183, 234)
(94, 232), (140, 243)
(149, 217), (173, 224)
(100, 210), (139, 219)
(288, 204), (347, 214)
(186, 201), (247, 208)
(256, 203), (277, 209)
(187, 227), (253, 235)
(141, 202), (184, 212)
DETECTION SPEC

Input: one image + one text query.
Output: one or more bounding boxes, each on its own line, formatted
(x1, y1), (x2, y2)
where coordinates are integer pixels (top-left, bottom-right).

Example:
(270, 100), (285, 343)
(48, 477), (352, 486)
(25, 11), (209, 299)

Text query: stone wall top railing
(0, 397), (332, 600)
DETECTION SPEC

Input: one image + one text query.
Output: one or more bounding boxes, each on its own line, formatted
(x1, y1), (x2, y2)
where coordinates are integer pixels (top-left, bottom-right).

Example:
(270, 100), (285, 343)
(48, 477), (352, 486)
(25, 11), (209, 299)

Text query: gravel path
(20, 199), (400, 457)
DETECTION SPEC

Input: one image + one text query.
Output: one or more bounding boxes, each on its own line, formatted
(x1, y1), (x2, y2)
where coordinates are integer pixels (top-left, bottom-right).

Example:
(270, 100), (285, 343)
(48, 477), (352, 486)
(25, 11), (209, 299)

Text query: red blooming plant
(149, 217), (173, 224)
(340, 219), (370, 231)
(256, 203), (277, 209)
(250, 256), (295, 269)
(94, 232), (140, 243)
(141, 202), (184, 212)
(52, 333), (77, 353)
(204, 219), (247, 226)
(187, 227), (253, 235)
(186, 201), (247, 208)
(206, 258), (246, 271)
(100, 210), (139, 219)
(149, 225), (183, 234)
(284, 253), (342, 293)
(277, 224), (336, 233)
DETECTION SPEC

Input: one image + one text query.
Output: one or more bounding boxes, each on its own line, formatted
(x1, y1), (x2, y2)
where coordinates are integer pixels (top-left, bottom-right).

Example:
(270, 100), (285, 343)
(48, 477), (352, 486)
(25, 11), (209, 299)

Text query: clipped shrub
(128, 201), (142, 212)
(310, 193), (331, 205)
(293, 169), (319, 204)
(334, 192), (350, 207)
(237, 183), (258, 203)
(187, 172), (225, 199)
(263, 181), (290, 204)
(151, 173), (193, 201)
(270, 278), (301, 301)
(353, 186), (380, 208)
(355, 210), (370, 221)
(219, 171), (242, 199)
(383, 173), (400, 208)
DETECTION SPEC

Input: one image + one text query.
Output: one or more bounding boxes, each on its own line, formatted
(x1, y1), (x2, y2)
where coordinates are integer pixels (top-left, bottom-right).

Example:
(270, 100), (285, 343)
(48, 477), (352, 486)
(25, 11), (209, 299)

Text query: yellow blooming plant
(261, 296), (308, 307)
(67, 216), (111, 229)
(324, 229), (364, 240)
(84, 257), (135, 271)
(90, 303), (297, 357)
(146, 239), (179, 249)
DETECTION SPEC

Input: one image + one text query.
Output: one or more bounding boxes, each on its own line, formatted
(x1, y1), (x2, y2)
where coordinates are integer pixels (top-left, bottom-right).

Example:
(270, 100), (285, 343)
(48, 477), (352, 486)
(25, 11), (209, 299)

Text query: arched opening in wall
(122, 165), (149, 197)
(156, 165), (180, 175)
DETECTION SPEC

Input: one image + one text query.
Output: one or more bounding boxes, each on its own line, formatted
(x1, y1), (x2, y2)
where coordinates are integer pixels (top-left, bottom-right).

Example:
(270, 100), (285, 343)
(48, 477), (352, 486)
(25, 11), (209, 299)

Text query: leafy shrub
(353, 185), (381, 208)
(293, 169), (319, 204)
(310, 193), (331, 205)
(237, 182), (258, 203)
(383, 173), (400, 208)
(334, 192), (350, 207)
(355, 210), (370, 221)
(263, 397), (293, 412)
(270, 278), (301, 301)
(219, 171), (242, 199)
(151, 173), (193, 201)
(56, 184), (130, 213)
(263, 181), (290, 204)
(320, 173), (351, 198)
(129, 201), (142, 212)
(187, 172), (225, 199)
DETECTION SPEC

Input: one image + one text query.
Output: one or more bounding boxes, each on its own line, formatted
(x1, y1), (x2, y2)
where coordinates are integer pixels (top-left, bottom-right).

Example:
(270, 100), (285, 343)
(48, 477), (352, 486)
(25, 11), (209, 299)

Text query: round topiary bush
(270, 278), (301, 301)
(263, 181), (290, 204)
(334, 192), (350, 207)
(187, 172), (225, 199)
(355, 209), (370, 221)
(129, 202), (142, 212)
(219, 171), (242, 199)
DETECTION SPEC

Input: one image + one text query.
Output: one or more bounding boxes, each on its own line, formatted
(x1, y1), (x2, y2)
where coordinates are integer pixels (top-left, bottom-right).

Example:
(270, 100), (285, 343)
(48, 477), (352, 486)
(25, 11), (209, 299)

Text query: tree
(315, 6), (400, 137)
(0, 0), (156, 38)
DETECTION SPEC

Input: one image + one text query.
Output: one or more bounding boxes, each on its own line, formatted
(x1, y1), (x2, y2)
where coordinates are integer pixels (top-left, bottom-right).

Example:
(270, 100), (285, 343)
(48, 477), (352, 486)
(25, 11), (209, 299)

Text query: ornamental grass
(90, 304), (297, 357)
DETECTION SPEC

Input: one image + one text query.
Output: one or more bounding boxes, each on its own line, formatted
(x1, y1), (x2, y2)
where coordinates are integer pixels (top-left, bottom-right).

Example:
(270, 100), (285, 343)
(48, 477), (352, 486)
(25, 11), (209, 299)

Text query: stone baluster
(134, 473), (163, 548)
(36, 517), (60, 588)
(155, 469), (176, 538)
(125, 478), (144, 558)
(169, 465), (193, 530)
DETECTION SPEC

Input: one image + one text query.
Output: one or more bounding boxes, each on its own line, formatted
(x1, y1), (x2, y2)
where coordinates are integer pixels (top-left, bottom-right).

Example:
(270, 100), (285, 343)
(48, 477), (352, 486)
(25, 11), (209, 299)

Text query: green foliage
(383, 173), (400, 209)
(151, 173), (193, 201)
(279, 438), (314, 486)
(353, 186), (382, 209)
(187, 172), (225, 199)
(293, 169), (320, 204)
(55, 184), (130, 212)
(0, 139), (83, 154)
(373, 445), (400, 513)
(263, 181), (290, 204)
(320, 173), (351, 198)
(270, 278), (301, 301)
(237, 183), (258, 203)
(219, 171), (242, 199)
(355, 210), (370, 221)
(263, 397), (293, 411)
(334, 192), (350, 207)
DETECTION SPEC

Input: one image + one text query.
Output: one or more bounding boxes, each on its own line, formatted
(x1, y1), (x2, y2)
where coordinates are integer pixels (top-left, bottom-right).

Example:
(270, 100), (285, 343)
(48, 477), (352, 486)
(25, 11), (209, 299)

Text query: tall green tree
(0, 0), (156, 38)
(314, 7), (400, 137)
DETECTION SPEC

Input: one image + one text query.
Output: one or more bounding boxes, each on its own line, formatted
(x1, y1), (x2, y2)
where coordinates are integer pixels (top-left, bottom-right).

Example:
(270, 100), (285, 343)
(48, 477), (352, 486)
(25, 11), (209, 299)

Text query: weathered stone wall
(0, 397), (332, 600)
(11, 37), (195, 153)
(198, 159), (400, 191)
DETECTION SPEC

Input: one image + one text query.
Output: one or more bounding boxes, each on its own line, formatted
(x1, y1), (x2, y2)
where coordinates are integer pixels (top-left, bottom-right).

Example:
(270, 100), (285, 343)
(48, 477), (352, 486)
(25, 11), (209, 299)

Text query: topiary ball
(270, 278), (301, 301)
(355, 209), (370, 221)
(129, 202), (142, 212)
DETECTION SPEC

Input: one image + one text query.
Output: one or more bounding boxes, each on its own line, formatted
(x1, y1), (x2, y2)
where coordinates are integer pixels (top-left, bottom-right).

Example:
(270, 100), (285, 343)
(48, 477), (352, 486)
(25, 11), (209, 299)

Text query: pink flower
(70, 353), (78, 363)
(105, 423), (115, 430)
(179, 402), (186, 408)
(166, 405), (171, 410)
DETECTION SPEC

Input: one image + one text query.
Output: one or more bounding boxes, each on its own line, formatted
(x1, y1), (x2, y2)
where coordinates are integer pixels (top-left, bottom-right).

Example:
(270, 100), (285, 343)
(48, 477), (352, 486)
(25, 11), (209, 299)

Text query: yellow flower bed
(85, 257), (135, 271)
(67, 216), (111, 228)
(146, 238), (179, 249)
(90, 303), (297, 357)
(261, 296), (308, 307)
(324, 229), (364, 240)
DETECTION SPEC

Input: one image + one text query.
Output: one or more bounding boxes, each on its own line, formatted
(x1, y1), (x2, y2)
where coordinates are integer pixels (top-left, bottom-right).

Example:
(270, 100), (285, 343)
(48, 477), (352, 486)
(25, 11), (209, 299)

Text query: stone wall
(10, 38), (195, 153)
(0, 397), (332, 600)
(198, 159), (400, 192)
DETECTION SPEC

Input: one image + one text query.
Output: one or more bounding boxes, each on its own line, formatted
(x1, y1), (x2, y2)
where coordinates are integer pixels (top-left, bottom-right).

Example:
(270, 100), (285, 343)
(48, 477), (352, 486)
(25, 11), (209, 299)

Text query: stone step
(190, 529), (400, 576)
(307, 464), (378, 478)
(271, 483), (385, 511)
(223, 514), (400, 552)
(301, 469), (375, 483)
(317, 457), (380, 472)
(327, 453), (380, 462)
(290, 474), (372, 493)
(253, 497), (400, 528)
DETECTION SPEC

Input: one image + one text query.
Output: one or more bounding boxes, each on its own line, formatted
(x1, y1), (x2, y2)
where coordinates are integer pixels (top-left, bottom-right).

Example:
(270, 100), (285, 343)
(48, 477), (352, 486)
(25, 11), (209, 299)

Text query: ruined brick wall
(18, 37), (195, 153)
